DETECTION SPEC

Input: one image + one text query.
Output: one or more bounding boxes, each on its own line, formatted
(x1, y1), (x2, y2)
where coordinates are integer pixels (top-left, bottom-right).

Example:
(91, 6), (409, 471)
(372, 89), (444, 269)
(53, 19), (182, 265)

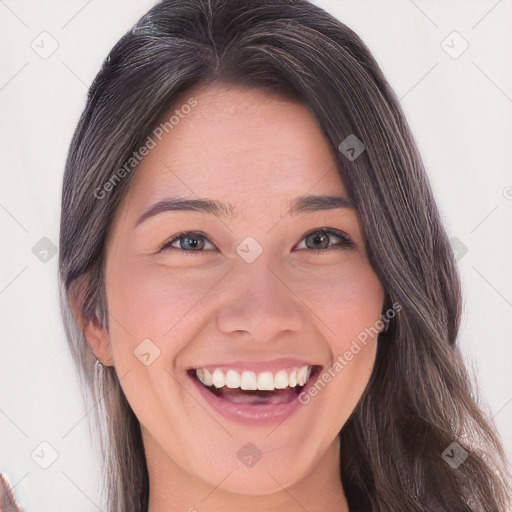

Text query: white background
(1, 1), (511, 510)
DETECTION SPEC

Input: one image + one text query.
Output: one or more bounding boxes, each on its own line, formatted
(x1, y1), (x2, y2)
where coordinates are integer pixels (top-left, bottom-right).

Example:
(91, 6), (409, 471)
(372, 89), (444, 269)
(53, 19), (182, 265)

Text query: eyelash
(158, 228), (354, 256)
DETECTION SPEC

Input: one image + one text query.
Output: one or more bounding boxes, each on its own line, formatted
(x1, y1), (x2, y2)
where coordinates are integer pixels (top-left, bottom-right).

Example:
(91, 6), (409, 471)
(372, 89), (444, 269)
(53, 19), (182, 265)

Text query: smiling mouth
(187, 365), (322, 405)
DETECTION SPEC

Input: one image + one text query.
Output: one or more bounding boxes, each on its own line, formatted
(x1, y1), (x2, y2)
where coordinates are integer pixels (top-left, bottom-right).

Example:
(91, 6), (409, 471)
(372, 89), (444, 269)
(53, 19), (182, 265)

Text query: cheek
(293, 257), (385, 344)
(298, 260), (383, 420)
(102, 260), (217, 428)
(104, 256), (225, 361)
(106, 251), (384, 349)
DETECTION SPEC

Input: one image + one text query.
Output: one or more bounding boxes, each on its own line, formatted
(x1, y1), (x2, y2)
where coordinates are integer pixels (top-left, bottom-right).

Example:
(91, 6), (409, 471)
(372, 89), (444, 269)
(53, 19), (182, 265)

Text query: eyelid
(293, 227), (354, 251)
(158, 231), (216, 253)
(158, 227), (354, 254)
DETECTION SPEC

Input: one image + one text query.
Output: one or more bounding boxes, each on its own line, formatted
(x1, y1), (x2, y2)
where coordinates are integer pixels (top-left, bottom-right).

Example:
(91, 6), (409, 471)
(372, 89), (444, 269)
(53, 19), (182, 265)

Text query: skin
(77, 83), (385, 511)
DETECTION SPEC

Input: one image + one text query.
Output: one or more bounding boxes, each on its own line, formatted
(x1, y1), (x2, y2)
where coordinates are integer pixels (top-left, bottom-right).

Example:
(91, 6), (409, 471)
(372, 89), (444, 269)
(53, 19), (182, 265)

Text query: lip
(187, 365), (323, 425)
(188, 357), (320, 373)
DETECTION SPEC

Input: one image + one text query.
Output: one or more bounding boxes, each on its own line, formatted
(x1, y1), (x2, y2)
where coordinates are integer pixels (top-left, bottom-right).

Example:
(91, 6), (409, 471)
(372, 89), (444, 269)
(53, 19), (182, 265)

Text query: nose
(215, 257), (305, 343)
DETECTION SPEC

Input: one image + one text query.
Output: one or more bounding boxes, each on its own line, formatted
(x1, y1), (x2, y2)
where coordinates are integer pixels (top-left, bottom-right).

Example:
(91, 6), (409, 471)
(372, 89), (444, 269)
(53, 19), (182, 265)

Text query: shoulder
(0, 474), (23, 512)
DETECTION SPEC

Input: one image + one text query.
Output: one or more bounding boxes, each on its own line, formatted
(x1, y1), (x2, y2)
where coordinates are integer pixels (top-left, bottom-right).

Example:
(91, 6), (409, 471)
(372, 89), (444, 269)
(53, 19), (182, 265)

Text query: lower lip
(188, 370), (321, 425)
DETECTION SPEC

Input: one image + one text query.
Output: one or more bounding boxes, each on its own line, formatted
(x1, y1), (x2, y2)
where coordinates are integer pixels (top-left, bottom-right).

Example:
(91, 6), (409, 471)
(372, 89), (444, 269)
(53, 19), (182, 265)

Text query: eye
(158, 231), (216, 254)
(294, 228), (354, 254)
(158, 228), (354, 256)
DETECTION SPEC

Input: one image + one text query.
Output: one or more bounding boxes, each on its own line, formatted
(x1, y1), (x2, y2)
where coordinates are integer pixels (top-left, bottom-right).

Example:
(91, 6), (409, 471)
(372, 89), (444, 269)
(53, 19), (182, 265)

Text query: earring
(95, 358), (113, 369)
(381, 315), (391, 333)
(94, 359), (105, 387)
(93, 358), (110, 451)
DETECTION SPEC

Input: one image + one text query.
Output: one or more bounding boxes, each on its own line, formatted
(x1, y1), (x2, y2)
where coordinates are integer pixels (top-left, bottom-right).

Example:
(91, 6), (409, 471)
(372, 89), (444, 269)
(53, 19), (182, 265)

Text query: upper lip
(189, 358), (323, 373)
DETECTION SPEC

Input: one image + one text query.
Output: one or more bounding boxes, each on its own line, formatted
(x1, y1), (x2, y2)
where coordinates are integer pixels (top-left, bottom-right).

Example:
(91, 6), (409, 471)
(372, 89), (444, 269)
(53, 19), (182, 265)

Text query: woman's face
(90, 84), (385, 498)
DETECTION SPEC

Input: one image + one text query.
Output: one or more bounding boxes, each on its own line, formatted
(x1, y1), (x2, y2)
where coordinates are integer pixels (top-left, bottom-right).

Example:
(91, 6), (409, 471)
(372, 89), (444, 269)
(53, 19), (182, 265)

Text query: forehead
(121, 84), (348, 216)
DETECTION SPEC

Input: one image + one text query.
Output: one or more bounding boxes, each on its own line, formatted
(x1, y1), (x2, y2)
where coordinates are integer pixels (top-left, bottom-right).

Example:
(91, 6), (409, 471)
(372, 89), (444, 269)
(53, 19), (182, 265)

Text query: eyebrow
(135, 194), (355, 227)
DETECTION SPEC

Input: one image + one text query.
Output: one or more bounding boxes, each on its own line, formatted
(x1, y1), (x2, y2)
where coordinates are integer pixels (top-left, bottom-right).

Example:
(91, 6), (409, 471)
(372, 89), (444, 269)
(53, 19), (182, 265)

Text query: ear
(68, 275), (114, 367)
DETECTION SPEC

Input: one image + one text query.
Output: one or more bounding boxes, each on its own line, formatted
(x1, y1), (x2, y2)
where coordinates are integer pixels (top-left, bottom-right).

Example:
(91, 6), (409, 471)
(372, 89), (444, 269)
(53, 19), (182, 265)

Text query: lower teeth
(208, 385), (304, 405)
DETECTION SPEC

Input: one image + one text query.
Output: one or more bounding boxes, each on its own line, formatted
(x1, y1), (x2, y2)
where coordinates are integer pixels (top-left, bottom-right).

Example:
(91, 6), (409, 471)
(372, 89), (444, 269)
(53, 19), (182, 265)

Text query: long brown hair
(59, 1), (511, 510)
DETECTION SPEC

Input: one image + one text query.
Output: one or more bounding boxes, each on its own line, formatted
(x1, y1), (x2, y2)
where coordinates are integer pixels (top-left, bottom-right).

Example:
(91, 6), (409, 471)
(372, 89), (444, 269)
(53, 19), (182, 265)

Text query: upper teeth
(195, 365), (313, 391)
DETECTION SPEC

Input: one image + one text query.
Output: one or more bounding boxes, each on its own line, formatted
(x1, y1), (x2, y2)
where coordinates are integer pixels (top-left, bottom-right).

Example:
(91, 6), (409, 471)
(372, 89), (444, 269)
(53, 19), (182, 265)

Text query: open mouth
(187, 365), (322, 406)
